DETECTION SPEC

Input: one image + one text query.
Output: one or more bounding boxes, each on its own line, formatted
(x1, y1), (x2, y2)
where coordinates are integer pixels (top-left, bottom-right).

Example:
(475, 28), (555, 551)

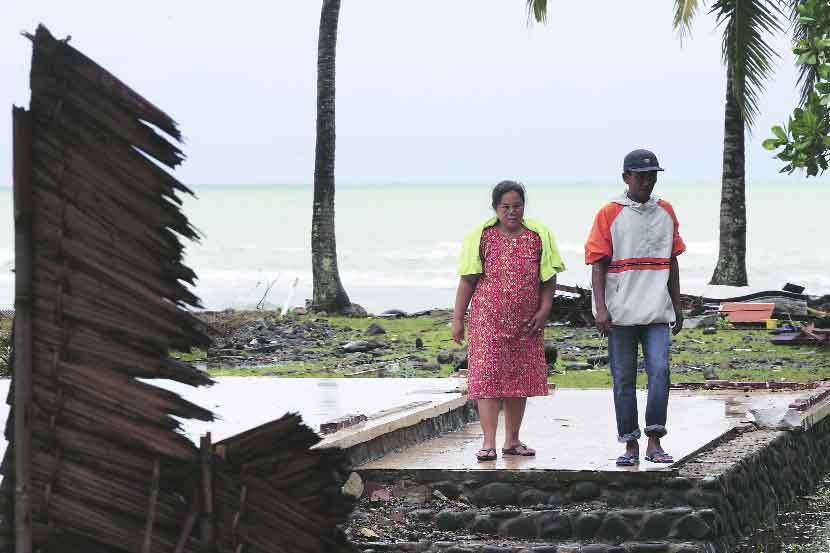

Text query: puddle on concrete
(0, 377), (463, 455)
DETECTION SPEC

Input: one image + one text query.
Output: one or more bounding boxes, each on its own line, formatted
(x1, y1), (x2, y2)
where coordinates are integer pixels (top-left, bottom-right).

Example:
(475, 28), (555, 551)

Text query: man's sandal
(476, 448), (497, 462)
(502, 443), (536, 457)
(615, 452), (639, 466)
(645, 450), (674, 464)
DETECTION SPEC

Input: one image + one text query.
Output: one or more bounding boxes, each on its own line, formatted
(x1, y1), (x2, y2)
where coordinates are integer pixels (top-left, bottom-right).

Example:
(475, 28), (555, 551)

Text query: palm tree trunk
(311, 0), (351, 312)
(710, 66), (748, 286)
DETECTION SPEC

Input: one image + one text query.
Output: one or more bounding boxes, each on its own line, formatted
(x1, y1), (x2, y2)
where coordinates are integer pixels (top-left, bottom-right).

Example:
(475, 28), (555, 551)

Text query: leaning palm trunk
(312, 0), (351, 312)
(710, 67), (748, 286)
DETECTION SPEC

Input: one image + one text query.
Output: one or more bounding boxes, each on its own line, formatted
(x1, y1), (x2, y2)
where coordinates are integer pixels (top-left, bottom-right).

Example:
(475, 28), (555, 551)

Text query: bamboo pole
(12, 106), (33, 553)
(200, 433), (214, 552)
(141, 457), (160, 553)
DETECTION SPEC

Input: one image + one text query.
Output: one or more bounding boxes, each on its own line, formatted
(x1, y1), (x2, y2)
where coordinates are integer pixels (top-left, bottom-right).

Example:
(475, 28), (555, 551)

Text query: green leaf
(772, 125), (787, 140)
(762, 138), (782, 150)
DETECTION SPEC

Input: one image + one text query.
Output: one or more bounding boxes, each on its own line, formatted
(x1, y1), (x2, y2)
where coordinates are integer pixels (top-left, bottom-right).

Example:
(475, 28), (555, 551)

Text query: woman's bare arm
(452, 275), (479, 344)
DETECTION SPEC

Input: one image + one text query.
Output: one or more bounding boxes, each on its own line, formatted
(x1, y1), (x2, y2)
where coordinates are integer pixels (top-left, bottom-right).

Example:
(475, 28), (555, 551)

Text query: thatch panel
(29, 166), (191, 266)
(28, 100), (192, 207)
(29, 74), (184, 167)
(28, 27), (182, 143)
(30, 385), (198, 463)
(29, 418), (160, 482)
(35, 492), (197, 553)
(30, 452), (188, 531)
(29, 206), (199, 303)
(28, 123), (197, 239)
(28, 150), (198, 247)
(30, 355), (212, 421)
(30, 263), (202, 348)
(31, 317), (210, 385)
(31, 292), (200, 355)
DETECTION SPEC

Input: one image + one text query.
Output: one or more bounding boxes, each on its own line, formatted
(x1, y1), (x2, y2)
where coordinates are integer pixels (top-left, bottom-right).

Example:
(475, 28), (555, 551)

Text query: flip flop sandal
(616, 452), (639, 466)
(645, 451), (674, 464)
(502, 443), (535, 457)
(476, 448), (497, 462)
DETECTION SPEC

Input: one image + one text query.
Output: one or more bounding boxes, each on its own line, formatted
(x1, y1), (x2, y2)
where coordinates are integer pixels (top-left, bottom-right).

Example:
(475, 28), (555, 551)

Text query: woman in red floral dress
(453, 181), (566, 462)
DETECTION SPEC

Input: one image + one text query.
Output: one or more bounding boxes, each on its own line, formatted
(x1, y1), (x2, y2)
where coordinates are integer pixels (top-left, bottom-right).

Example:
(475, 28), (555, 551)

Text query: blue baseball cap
(623, 149), (664, 173)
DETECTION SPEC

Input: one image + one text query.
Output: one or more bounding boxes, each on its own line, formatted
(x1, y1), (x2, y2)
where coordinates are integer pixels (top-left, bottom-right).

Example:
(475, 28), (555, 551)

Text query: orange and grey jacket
(584, 192), (686, 326)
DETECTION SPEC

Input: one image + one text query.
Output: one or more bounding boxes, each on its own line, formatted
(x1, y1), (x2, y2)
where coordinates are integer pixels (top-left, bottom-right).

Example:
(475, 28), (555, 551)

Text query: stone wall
(352, 412), (830, 552)
(344, 400), (479, 467)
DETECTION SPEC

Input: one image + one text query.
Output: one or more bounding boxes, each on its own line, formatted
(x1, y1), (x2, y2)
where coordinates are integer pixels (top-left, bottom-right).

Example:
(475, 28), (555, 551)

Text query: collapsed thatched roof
(2, 24), (214, 553)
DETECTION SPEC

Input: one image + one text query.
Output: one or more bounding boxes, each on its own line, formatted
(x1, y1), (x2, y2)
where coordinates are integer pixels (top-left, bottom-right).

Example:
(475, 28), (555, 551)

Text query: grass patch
(175, 311), (830, 385)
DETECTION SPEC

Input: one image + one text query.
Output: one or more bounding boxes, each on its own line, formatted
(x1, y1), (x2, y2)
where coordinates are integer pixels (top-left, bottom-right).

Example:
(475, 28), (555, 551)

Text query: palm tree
(674, 0), (785, 286)
(312, 0), (351, 312)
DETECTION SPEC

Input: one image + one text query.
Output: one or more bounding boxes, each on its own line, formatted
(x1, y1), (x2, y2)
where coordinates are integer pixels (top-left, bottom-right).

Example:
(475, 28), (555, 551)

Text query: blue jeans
(608, 324), (670, 443)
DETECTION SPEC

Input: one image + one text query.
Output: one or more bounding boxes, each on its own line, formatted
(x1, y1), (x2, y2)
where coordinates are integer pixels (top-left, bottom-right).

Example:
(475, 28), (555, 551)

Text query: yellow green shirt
(457, 217), (566, 282)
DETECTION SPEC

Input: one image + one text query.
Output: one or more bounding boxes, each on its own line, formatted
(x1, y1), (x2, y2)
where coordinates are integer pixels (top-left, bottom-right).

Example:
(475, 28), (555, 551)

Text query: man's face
(623, 171), (657, 203)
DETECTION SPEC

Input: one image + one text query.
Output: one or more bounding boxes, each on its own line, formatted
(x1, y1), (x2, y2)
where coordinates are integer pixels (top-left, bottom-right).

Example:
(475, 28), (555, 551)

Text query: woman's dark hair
(491, 180), (526, 210)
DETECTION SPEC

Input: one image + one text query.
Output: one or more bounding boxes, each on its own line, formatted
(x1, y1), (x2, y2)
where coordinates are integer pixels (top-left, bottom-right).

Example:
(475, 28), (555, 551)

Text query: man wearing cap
(584, 149), (686, 466)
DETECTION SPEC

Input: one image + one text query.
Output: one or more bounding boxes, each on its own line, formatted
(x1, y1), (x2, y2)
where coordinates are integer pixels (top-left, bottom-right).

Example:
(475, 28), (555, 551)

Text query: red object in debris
(719, 303), (775, 324)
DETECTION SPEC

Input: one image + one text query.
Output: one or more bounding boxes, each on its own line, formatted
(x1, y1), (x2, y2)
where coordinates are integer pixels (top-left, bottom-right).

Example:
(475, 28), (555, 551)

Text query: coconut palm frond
(711, 0), (785, 128)
(526, 0), (548, 24)
(674, 0), (702, 41)
(789, 0), (818, 106)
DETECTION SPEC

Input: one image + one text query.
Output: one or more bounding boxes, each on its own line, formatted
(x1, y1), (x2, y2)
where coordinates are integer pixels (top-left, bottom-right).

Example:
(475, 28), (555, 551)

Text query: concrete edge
(312, 393), (469, 451)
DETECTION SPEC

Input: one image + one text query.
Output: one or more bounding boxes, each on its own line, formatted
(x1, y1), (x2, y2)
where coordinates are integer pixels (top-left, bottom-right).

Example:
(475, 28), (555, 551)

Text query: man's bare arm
(668, 257), (683, 335)
(591, 258), (611, 336)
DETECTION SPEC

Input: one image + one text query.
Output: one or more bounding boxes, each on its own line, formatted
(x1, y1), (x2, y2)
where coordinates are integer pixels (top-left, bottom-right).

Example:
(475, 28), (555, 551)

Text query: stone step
(359, 470), (721, 512)
(429, 506), (718, 542)
(353, 537), (709, 552)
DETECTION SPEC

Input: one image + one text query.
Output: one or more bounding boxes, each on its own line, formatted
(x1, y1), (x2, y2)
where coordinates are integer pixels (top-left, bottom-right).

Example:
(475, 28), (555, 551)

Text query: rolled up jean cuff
(644, 424), (667, 438)
(617, 428), (641, 443)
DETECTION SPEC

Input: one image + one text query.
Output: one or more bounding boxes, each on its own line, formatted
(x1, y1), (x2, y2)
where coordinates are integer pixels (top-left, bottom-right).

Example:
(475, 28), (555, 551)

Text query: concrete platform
(359, 388), (804, 472)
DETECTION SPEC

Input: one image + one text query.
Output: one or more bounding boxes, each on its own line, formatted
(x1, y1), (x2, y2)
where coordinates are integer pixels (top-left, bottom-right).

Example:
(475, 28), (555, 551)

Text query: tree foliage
(764, 0), (830, 176)
(674, 0), (785, 129)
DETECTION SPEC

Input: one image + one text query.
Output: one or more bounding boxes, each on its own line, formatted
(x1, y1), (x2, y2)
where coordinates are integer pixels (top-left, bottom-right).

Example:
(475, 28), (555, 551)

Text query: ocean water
(0, 180), (828, 313)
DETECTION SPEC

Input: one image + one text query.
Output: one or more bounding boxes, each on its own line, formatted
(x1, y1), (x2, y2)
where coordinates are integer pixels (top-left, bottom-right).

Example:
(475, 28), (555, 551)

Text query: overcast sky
(0, 1), (811, 186)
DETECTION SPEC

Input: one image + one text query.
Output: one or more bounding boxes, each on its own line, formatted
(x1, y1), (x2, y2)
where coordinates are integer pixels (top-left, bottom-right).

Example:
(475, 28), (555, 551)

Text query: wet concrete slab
(359, 388), (805, 472)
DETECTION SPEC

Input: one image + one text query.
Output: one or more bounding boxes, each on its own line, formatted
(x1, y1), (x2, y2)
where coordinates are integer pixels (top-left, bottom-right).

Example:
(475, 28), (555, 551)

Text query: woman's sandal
(501, 443), (536, 457)
(645, 450), (674, 464)
(476, 448), (497, 462)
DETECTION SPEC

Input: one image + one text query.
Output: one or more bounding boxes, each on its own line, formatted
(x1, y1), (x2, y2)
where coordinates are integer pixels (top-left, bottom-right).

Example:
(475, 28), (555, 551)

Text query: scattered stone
(379, 309), (408, 318)
(703, 366), (719, 380)
(587, 354), (609, 366)
(565, 361), (592, 371)
(703, 327), (717, 335)
(359, 527), (379, 538)
(344, 303), (369, 318)
(341, 472), (364, 499)
(369, 488), (392, 503)
(683, 314), (719, 329)
(421, 362), (441, 372)
(342, 340), (388, 353)
(411, 508), (436, 521)
(291, 307), (308, 316)
(415, 337), (424, 349)
(544, 341), (558, 365)
(366, 323), (387, 336)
